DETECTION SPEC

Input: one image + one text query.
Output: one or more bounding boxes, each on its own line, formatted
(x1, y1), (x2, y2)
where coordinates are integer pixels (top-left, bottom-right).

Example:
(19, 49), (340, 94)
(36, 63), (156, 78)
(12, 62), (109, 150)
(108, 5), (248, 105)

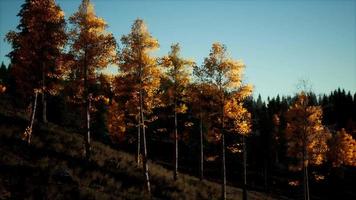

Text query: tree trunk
(27, 91), (38, 144)
(137, 121), (141, 166)
(199, 109), (204, 181)
(303, 148), (310, 200)
(305, 164), (310, 200)
(221, 132), (226, 200)
(140, 87), (151, 194)
(221, 91), (226, 200)
(243, 135), (248, 200)
(41, 63), (47, 124)
(85, 95), (91, 159)
(83, 51), (91, 159)
(174, 102), (178, 180)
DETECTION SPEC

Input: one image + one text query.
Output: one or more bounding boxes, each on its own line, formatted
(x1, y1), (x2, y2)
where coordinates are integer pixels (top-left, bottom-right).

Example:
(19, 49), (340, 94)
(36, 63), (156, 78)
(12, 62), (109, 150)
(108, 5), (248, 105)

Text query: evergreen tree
(6, 0), (67, 122)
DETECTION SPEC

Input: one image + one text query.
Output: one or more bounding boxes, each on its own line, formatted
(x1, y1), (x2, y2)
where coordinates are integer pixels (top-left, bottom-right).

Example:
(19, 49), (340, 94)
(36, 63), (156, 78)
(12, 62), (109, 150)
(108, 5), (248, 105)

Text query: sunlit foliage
(329, 128), (356, 167)
(160, 43), (194, 180)
(6, 0), (67, 122)
(107, 100), (126, 143)
(285, 92), (331, 169)
(68, 0), (117, 158)
(118, 18), (161, 193)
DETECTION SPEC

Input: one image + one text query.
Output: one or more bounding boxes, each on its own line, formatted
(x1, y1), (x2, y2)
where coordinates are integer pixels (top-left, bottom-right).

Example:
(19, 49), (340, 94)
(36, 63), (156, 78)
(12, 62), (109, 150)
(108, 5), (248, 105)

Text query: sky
(0, 0), (355, 99)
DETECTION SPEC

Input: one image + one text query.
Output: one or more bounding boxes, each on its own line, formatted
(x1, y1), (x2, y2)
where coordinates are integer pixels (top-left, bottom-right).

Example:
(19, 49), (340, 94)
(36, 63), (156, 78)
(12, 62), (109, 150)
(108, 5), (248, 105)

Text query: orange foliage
(285, 92), (331, 169)
(329, 128), (356, 167)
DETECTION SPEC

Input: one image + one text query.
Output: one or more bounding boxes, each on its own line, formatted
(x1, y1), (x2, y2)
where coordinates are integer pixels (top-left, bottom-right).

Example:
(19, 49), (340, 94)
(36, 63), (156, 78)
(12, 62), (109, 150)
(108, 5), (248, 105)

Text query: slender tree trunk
(221, 90), (226, 200)
(199, 108), (204, 181)
(83, 50), (91, 159)
(27, 91), (38, 144)
(303, 147), (310, 200)
(174, 100), (179, 180)
(243, 135), (248, 200)
(137, 120), (141, 166)
(305, 164), (310, 200)
(41, 63), (47, 124)
(221, 132), (226, 200)
(140, 87), (151, 194)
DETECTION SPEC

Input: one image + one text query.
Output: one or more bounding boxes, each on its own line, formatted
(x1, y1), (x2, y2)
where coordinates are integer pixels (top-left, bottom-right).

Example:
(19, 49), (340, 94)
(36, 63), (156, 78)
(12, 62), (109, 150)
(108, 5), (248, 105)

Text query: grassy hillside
(0, 112), (275, 200)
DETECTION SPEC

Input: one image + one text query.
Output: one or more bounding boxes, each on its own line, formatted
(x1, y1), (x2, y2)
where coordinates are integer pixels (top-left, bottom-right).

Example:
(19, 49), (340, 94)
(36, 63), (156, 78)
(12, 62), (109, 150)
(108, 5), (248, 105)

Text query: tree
(285, 92), (331, 200)
(160, 43), (194, 180)
(225, 89), (252, 200)
(107, 100), (126, 143)
(68, 0), (117, 159)
(6, 0), (67, 123)
(22, 89), (39, 143)
(119, 19), (161, 194)
(329, 128), (356, 167)
(200, 42), (250, 200)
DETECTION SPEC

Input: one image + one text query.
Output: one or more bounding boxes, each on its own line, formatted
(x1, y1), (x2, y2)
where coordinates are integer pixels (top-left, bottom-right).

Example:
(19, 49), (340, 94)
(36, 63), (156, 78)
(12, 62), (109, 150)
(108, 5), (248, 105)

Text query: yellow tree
(187, 82), (221, 181)
(107, 100), (126, 143)
(285, 92), (331, 200)
(225, 86), (253, 200)
(6, 0), (67, 124)
(119, 19), (161, 194)
(68, 0), (117, 159)
(160, 43), (194, 180)
(329, 128), (356, 167)
(201, 42), (250, 200)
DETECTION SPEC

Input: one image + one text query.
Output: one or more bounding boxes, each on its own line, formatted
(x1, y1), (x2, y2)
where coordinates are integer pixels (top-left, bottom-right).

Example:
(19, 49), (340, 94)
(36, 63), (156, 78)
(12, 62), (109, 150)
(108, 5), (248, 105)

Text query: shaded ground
(0, 112), (274, 200)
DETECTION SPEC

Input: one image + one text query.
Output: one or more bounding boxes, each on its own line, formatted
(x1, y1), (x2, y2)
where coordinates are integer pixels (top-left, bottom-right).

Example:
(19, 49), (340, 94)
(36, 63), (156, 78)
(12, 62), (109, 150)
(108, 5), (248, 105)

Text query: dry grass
(0, 112), (273, 200)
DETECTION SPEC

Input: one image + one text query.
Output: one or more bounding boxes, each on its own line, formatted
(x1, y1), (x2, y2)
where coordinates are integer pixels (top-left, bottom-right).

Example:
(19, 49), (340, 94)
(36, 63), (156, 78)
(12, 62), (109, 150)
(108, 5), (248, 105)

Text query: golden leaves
(329, 129), (356, 167)
(69, 0), (117, 71)
(118, 19), (161, 114)
(107, 100), (126, 143)
(285, 93), (331, 168)
(224, 98), (252, 135)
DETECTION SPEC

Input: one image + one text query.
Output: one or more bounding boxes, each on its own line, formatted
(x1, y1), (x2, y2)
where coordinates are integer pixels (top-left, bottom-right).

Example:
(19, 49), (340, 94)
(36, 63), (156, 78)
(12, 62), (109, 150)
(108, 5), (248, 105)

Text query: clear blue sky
(1, 0), (355, 99)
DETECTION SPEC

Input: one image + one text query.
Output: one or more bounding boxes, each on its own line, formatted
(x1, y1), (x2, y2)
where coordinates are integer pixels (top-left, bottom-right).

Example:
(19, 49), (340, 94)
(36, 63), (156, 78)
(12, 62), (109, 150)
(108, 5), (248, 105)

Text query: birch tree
(285, 92), (331, 200)
(201, 42), (250, 200)
(68, 0), (117, 159)
(119, 19), (161, 194)
(161, 43), (194, 180)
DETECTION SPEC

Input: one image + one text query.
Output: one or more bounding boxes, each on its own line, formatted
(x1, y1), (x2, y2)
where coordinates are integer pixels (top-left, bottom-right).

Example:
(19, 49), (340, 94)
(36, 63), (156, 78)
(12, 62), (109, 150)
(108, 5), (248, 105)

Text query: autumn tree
(225, 88), (252, 200)
(107, 100), (126, 143)
(200, 42), (250, 200)
(329, 128), (356, 167)
(285, 92), (331, 200)
(160, 43), (194, 180)
(119, 19), (161, 194)
(68, 0), (117, 159)
(6, 0), (67, 123)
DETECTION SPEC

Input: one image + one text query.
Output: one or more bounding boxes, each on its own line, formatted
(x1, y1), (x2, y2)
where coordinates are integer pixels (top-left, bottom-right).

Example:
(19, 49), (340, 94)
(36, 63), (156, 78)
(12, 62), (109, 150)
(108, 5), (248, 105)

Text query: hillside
(0, 112), (275, 200)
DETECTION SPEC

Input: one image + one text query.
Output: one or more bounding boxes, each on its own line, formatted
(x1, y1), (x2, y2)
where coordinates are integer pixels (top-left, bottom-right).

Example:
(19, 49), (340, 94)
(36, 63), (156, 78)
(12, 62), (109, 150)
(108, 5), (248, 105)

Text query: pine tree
(285, 92), (331, 200)
(160, 43), (194, 180)
(119, 19), (161, 194)
(68, 0), (117, 159)
(6, 0), (67, 123)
